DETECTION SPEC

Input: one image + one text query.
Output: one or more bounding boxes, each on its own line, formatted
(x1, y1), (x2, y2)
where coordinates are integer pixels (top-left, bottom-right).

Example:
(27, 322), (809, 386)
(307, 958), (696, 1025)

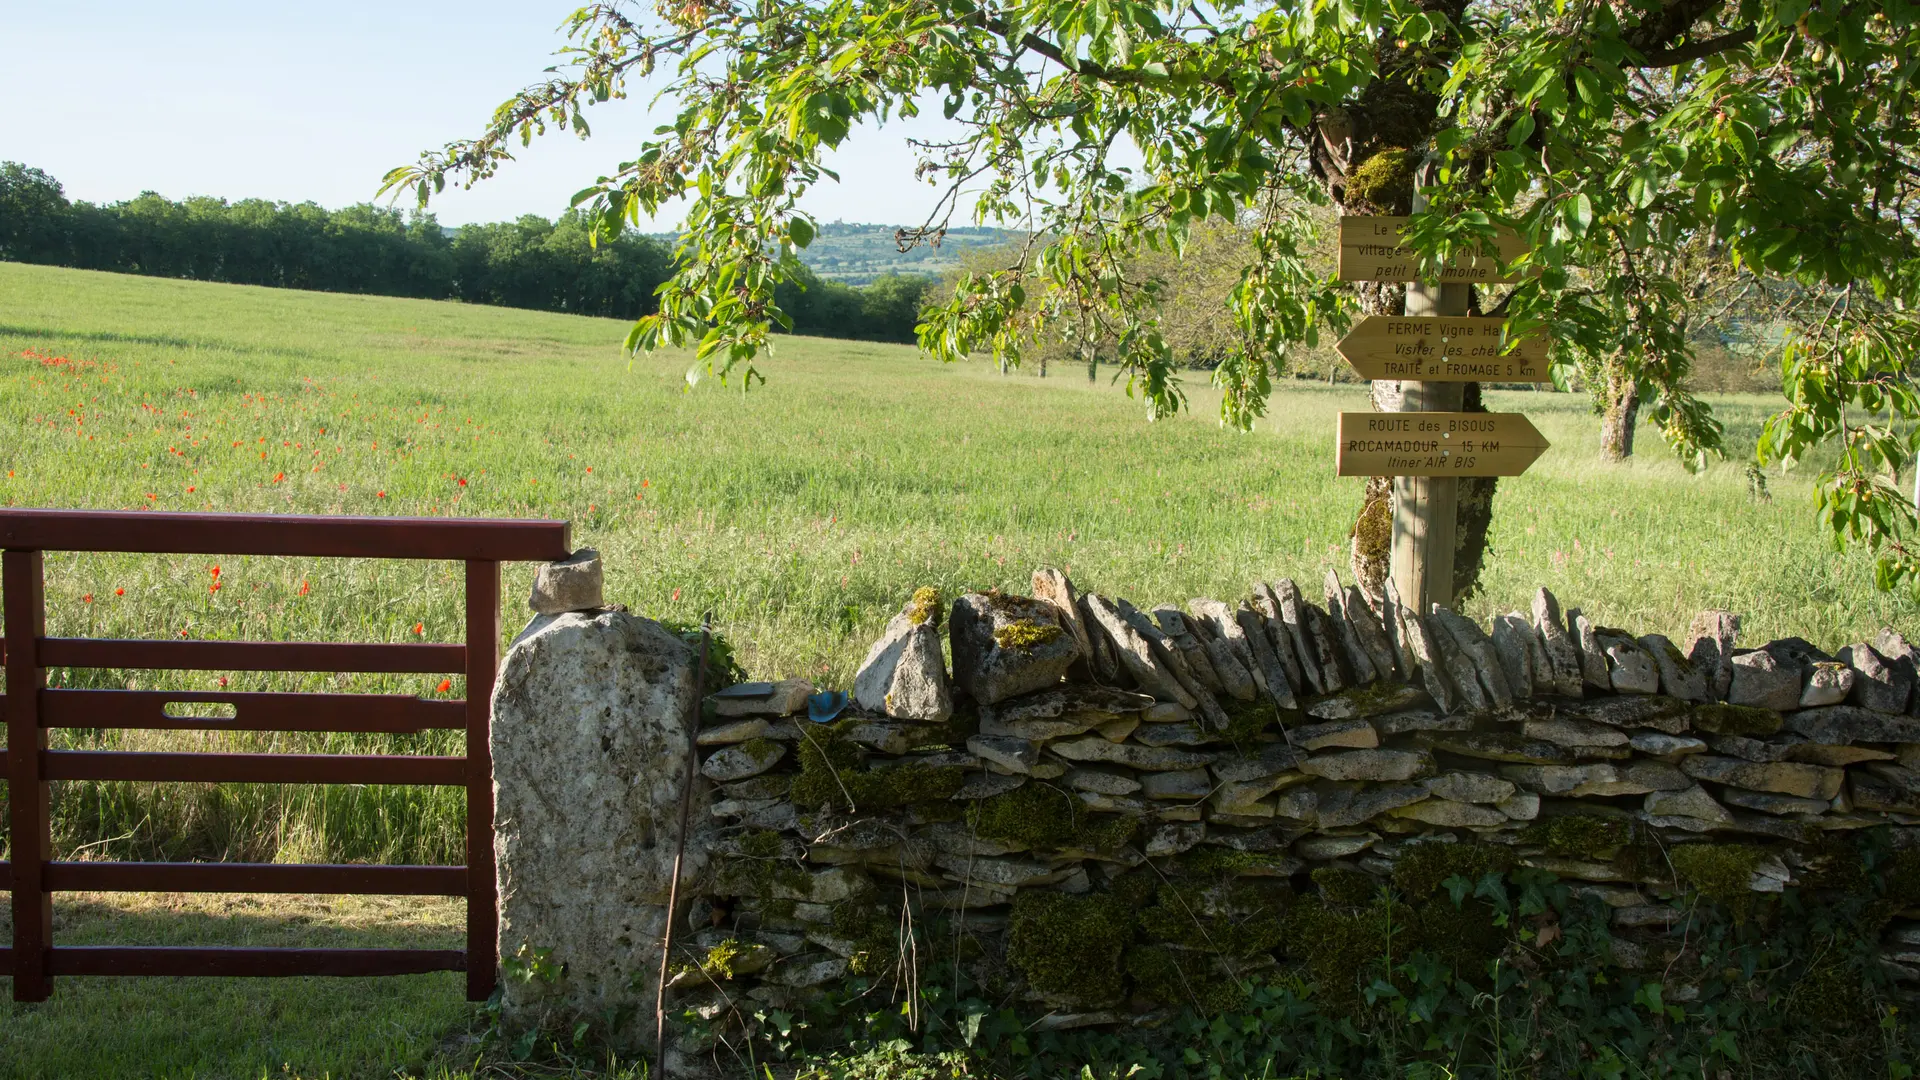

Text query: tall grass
(0, 261), (1913, 865)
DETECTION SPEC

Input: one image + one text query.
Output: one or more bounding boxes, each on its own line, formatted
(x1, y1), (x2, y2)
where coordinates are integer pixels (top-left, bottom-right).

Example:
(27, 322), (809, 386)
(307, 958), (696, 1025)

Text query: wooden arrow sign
(1335, 316), (1550, 382)
(1335, 412), (1550, 477)
(1338, 216), (1530, 284)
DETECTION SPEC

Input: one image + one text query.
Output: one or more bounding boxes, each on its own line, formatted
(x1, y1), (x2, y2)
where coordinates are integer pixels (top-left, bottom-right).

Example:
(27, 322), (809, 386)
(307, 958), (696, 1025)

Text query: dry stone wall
(671, 569), (1920, 1031)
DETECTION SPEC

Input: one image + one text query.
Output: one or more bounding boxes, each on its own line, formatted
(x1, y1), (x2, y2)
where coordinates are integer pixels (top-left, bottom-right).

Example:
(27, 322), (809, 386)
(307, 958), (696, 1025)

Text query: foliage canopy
(389, 0), (1920, 585)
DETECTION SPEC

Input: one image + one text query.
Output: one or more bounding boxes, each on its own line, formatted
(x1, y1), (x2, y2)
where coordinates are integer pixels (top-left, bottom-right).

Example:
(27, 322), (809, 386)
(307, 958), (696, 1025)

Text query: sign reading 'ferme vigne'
(1334, 411), (1551, 478)
(1337, 216), (1529, 284)
(1334, 315), (1549, 382)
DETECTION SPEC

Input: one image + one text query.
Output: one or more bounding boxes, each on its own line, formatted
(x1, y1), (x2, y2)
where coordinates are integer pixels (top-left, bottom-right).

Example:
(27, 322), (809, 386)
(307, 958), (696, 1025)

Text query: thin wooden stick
(656, 613), (713, 1080)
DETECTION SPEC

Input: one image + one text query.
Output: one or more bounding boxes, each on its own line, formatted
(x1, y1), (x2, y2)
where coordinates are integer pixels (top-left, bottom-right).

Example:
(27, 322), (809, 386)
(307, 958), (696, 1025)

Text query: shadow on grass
(0, 892), (476, 1080)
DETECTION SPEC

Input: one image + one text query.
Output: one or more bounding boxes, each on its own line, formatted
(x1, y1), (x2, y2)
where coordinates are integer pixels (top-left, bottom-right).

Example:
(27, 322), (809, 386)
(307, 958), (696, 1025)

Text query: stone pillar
(489, 609), (705, 1045)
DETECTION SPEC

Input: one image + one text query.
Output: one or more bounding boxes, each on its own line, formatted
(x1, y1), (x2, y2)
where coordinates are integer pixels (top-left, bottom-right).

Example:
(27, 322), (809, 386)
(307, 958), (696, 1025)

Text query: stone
(701, 740), (787, 782)
(1131, 722), (1211, 748)
(950, 592), (1081, 706)
(1532, 589), (1586, 696)
(1598, 632), (1660, 695)
(1784, 705), (1920, 744)
(967, 735), (1039, 774)
(1270, 579), (1328, 695)
(1801, 661), (1856, 707)
(1083, 594), (1197, 707)
(528, 548), (604, 615)
(1076, 594), (1122, 684)
(1374, 708), (1470, 735)
(1790, 742), (1895, 766)
(1143, 701), (1193, 723)
(841, 721), (934, 755)
(1321, 572), (1379, 684)
(1232, 604), (1301, 710)
(1853, 765), (1920, 813)
(1032, 568), (1098, 681)
(1390, 799), (1507, 828)
(1499, 763), (1621, 795)
(1432, 606), (1516, 707)
(491, 609), (710, 1038)
(1075, 790), (1153, 815)
(769, 956), (850, 989)
(1344, 585), (1400, 682)
(1202, 822), (1309, 853)
(768, 869), (876, 907)
(1641, 634), (1709, 702)
(714, 678), (814, 718)
(1523, 717), (1630, 749)
(1291, 717), (1380, 751)
(1564, 694), (1693, 734)
(1839, 641), (1914, 714)
(1426, 772), (1519, 804)
(1210, 783), (1279, 818)
(1093, 716), (1140, 743)
(1425, 612), (1490, 712)
(1490, 613), (1538, 701)
(935, 855), (1078, 889)
(1295, 834), (1377, 860)
(1066, 765), (1142, 795)
(1393, 596), (1460, 714)
(1613, 905), (1684, 928)
(1301, 601), (1352, 695)
(1644, 785), (1734, 825)
(1417, 731), (1575, 765)
(698, 718), (772, 746)
(1568, 609), (1613, 694)
(952, 772), (1028, 800)
(1117, 597), (1209, 698)
(1299, 748), (1434, 783)
(718, 774), (791, 802)
(1306, 682), (1426, 721)
(1246, 585), (1308, 692)
(1728, 650), (1801, 712)
(1497, 792), (1542, 820)
(1579, 760), (1692, 796)
(1141, 768), (1213, 800)
(1152, 606), (1226, 694)
(1049, 736), (1216, 771)
(1685, 610), (1741, 701)
(1630, 732), (1708, 757)
(1681, 755), (1844, 799)
(1210, 743), (1304, 783)
(854, 600), (953, 722)
(1720, 788), (1830, 816)
(1313, 783), (1433, 828)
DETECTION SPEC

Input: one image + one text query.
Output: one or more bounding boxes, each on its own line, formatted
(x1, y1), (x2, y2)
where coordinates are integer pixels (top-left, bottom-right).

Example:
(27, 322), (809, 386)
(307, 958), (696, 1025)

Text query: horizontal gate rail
(48, 947), (466, 977)
(3, 508), (569, 1002)
(41, 689), (466, 733)
(38, 638), (466, 673)
(0, 509), (565, 560)
(43, 750), (467, 785)
(45, 862), (466, 896)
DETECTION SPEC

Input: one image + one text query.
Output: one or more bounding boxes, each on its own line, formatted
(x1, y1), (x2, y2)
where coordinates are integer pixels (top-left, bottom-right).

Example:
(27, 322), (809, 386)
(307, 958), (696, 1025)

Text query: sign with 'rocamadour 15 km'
(1337, 216), (1529, 284)
(1335, 412), (1550, 477)
(1334, 315), (1549, 382)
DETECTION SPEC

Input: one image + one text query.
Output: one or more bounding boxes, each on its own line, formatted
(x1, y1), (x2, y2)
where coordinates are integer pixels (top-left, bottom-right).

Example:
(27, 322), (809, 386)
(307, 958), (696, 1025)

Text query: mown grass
(0, 261), (1914, 1076)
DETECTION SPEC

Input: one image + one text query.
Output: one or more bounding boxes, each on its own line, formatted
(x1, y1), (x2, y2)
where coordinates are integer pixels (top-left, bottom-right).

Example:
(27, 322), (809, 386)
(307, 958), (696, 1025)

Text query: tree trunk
(1600, 369), (1639, 461)
(1452, 381), (1497, 604)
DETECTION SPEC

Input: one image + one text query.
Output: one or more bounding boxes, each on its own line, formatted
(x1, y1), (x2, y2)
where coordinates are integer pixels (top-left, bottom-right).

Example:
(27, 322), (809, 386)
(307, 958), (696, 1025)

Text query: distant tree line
(0, 162), (931, 342)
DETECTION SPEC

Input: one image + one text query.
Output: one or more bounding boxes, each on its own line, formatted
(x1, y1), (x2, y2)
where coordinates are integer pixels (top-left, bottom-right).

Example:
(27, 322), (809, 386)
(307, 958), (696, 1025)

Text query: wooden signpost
(1335, 205), (1545, 612)
(1338, 216), (1529, 284)
(1334, 316), (1547, 382)
(1334, 411), (1550, 477)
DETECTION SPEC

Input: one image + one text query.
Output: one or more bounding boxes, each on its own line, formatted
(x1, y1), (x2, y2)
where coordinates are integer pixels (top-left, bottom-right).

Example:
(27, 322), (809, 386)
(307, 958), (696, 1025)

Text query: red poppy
(115, 588), (125, 596)
(82, 593), (93, 603)
(413, 622), (425, 636)
(436, 678), (453, 693)
(298, 580), (310, 596)
(273, 472), (284, 483)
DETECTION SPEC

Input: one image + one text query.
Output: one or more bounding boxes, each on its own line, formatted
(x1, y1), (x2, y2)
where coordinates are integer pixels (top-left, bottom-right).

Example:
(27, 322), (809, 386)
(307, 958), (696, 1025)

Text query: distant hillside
(649, 221), (1024, 285)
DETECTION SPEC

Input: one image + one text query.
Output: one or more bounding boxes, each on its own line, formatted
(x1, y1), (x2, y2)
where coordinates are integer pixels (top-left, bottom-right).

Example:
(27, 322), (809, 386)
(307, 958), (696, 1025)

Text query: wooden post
(6, 549), (52, 1002)
(1389, 193), (1470, 613)
(464, 559), (501, 1003)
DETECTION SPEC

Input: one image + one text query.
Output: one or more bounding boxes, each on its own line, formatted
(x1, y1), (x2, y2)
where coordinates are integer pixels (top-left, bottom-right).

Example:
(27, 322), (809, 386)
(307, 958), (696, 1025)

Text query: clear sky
(0, 1), (961, 228)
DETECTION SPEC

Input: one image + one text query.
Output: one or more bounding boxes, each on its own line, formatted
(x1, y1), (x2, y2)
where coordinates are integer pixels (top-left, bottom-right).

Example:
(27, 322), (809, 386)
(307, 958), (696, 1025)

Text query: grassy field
(0, 260), (1915, 1077)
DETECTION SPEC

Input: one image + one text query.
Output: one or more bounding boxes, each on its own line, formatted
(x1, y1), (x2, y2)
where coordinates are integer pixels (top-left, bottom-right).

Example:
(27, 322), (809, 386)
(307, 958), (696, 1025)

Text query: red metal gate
(0, 509), (569, 1003)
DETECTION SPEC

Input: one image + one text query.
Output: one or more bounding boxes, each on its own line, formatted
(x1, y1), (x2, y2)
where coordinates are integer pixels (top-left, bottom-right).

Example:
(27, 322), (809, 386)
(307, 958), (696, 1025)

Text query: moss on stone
(906, 586), (942, 627)
(1125, 945), (1247, 1013)
(1518, 814), (1633, 858)
(1311, 866), (1381, 908)
(1692, 702), (1783, 736)
(789, 724), (966, 812)
(993, 618), (1062, 650)
(702, 938), (750, 980)
(1345, 147), (1420, 213)
(1220, 697), (1283, 745)
(1391, 842), (1514, 900)
(1281, 895), (1409, 1013)
(1007, 891), (1135, 1003)
(968, 783), (1081, 848)
(1670, 843), (1768, 915)
(1350, 485), (1394, 578)
(1136, 880), (1287, 957)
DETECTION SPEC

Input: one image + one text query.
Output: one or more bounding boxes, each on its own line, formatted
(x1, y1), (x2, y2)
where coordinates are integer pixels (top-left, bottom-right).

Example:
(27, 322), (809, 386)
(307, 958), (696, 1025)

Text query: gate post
(6, 549), (52, 1002)
(464, 559), (501, 1002)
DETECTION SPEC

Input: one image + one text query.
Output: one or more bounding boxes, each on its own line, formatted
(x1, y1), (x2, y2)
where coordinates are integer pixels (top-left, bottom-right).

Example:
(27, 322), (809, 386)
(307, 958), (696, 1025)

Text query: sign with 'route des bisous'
(1335, 411), (1550, 478)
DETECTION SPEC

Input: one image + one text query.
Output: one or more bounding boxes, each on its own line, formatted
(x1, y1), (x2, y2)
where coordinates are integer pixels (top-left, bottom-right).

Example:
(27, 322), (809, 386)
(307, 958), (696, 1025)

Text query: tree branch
(1633, 25), (1757, 67)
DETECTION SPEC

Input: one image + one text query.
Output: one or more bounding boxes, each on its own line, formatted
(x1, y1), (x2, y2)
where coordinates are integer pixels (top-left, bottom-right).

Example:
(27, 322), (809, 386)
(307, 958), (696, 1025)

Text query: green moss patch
(1391, 842), (1514, 900)
(1519, 814), (1633, 858)
(1670, 843), (1766, 905)
(906, 586), (942, 627)
(790, 724), (965, 812)
(1692, 703), (1783, 736)
(1007, 891), (1135, 1003)
(992, 618), (1062, 650)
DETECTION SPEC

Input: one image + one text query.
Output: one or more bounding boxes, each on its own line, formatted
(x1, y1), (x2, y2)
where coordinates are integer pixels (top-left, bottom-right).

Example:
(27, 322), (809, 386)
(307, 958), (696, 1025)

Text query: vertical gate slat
(6, 549), (52, 1002)
(464, 559), (501, 1002)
